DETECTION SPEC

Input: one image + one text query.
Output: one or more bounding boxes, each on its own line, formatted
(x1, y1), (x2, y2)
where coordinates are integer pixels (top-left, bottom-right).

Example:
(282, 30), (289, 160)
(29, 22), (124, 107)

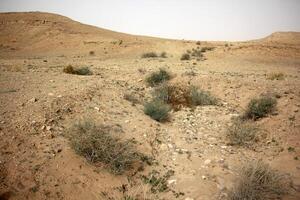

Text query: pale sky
(0, 0), (299, 41)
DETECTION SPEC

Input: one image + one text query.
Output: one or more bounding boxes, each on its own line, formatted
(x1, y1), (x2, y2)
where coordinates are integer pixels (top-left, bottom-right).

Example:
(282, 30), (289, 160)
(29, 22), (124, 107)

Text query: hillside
(0, 12), (299, 200)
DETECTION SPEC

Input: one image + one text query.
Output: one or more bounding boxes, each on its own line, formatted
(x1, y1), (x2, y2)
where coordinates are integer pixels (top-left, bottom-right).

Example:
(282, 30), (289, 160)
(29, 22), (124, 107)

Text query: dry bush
(154, 84), (191, 110)
(180, 53), (190, 60)
(267, 72), (285, 80)
(160, 52), (167, 58)
(153, 84), (218, 110)
(227, 118), (259, 147)
(189, 86), (218, 106)
(89, 50), (95, 56)
(124, 93), (140, 105)
(228, 160), (288, 200)
(146, 69), (171, 87)
(142, 52), (158, 58)
(244, 96), (277, 120)
(200, 46), (215, 52)
(67, 120), (144, 174)
(144, 100), (171, 122)
(63, 65), (93, 75)
(196, 41), (201, 45)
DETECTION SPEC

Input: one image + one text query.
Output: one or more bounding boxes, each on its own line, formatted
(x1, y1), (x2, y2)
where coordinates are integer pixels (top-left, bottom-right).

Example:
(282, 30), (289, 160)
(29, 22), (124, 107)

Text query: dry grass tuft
(227, 118), (259, 147)
(228, 160), (288, 200)
(153, 84), (218, 110)
(180, 53), (190, 60)
(142, 52), (158, 58)
(267, 72), (285, 80)
(67, 120), (144, 175)
(63, 65), (93, 75)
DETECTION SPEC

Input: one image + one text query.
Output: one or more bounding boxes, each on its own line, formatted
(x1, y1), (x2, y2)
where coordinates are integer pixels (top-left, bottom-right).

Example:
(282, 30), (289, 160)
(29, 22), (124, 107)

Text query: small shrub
(144, 100), (171, 122)
(154, 84), (191, 110)
(267, 72), (285, 80)
(153, 84), (217, 110)
(63, 65), (92, 75)
(200, 47), (215, 52)
(191, 49), (203, 58)
(244, 96), (277, 120)
(190, 87), (218, 106)
(142, 170), (174, 193)
(146, 69), (171, 87)
(142, 52), (158, 58)
(160, 52), (167, 58)
(124, 93), (140, 105)
(181, 53), (190, 60)
(228, 160), (288, 200)
(227, 118), (259, 146)
(196, 41), (201, 45)
(89, 50), (95, 56)
(67, 120), (143, 174)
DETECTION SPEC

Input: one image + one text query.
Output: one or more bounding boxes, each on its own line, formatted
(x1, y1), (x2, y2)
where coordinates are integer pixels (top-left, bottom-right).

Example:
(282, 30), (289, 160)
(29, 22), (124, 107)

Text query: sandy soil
(0, 12), (299, 200)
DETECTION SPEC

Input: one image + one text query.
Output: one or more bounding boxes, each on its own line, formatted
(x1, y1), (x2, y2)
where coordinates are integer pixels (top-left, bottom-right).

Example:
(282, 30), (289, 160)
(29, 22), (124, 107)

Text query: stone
(29, 98), (37, 102)
(168, 179), (177, 185)
(204, 159), (211, 165)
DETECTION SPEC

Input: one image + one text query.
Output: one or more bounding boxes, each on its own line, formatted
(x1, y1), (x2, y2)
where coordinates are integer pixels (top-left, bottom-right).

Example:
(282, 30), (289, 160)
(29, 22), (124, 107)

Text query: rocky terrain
(0, 12), (299, 200)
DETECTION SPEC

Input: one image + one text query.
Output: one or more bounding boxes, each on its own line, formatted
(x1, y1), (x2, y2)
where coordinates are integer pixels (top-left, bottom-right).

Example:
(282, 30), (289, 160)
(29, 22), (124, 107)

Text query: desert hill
(0, 12), (299, 200)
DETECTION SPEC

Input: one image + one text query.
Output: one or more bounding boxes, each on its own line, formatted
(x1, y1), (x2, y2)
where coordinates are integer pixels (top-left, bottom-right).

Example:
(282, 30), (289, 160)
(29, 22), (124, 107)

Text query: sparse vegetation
(89, 50), (95, 56)
(154, 84), (191, 110)
(227, 118), (259, 147)
(189, 86), (218, 106)
(244, 96), (277, 120)
(63, 65), (93, 75)
(124, 93), (140, 105)
(67, 120), (144, 174)
(196, 41), (201, 45)
(153, 84), (218, 110)
(144, 100), (171, 122)
(160, 52), (167, 58)
(180, 53), (190, 60)
(141, 52), (158, 58)
(146, 68), (171, 86)
(228, 160), (288, 200)
(142, 170), (174, 193)
(267, 72), (285, 80)
(200, 46), (215, 52)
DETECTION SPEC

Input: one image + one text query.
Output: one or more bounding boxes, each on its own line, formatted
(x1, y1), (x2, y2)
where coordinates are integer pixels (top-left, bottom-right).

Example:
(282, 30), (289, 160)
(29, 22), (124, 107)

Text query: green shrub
(146, 69), (171, 87)
(190, 87), (217, 106)
(67, 120), (143, 174)
(227, 118), (259, 146)
(244, 97), (277, 120)
(63, 65), (92, 75)
(180, 53), (190, 60)
(228, 160), (288, 200)
(144, 100), (171, 122)
(142, 52), (158, 58)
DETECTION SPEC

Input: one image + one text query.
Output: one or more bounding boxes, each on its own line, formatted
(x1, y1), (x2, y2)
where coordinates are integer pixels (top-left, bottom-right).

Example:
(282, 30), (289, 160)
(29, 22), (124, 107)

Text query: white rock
(168, 179), (177, 185)
(94, 107), (100, 111)
(204, 159), (211, 165)
(28, 98), (37, 102)
(185, 198), (194, 200)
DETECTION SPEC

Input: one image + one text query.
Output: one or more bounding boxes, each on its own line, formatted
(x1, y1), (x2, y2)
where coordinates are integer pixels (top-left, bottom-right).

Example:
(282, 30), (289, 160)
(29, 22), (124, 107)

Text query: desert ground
(0, 12), (299, 200)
